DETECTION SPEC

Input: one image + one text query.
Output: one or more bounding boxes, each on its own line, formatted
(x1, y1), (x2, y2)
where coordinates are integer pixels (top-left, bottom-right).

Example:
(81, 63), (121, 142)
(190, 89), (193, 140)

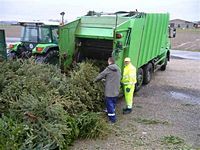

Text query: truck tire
(143, 63), (153, 84)
(35, 50), (59, 65)
(135, 68), (143, 92)
(160, 57), (167, 71)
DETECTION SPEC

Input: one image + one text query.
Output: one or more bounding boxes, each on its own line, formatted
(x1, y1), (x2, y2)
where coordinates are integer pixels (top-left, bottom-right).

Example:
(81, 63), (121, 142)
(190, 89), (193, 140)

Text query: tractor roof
(14, 21), (60, 26)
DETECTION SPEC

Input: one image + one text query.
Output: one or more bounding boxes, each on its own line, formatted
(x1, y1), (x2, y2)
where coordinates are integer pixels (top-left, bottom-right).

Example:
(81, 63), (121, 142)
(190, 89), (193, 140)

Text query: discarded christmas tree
(0, 59), (108, 149)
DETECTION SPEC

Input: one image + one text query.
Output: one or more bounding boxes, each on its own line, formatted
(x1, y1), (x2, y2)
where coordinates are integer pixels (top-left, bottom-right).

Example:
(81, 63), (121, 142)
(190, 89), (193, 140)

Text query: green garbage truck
(59, 11), (175, 91)
(0, 30), (7, 62)
(8, 21), (59, 65)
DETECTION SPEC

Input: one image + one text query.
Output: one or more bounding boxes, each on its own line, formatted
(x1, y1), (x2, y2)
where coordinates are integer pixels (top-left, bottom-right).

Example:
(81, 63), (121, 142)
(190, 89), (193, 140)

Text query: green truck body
(0, 30), (7, 61)
(59, 12), (171, 90)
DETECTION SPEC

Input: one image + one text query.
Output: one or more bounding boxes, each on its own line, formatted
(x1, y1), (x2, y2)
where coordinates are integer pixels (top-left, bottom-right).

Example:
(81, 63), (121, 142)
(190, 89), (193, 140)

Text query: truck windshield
(38, 27), (52, 43)
(21, 26), (38, 42)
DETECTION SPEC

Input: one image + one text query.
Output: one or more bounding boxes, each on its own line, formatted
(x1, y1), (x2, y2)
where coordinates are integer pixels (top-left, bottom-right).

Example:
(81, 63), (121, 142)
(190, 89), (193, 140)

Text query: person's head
(108, 57), (115, 65)
(124, 57), (131, 65)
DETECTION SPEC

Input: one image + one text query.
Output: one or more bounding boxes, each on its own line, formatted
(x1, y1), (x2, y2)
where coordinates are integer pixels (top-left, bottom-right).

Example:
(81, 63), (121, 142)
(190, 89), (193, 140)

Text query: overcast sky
(0, 0), (199, 22)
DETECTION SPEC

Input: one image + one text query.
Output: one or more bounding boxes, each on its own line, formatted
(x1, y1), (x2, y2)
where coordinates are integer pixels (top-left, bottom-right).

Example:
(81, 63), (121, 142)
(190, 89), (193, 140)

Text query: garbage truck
(59, 11), (175, 91)
(8, 21), (59, 65)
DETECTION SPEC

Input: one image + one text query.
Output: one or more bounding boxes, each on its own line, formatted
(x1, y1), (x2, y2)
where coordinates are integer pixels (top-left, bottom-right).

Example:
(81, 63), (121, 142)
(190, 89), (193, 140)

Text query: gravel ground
(70, 58), (200, 150)
(171, 29), (200, 52)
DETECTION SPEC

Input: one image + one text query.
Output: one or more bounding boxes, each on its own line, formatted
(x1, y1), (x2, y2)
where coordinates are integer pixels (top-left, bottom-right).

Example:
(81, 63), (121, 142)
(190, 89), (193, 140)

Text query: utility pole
(60, 12), (65, 25)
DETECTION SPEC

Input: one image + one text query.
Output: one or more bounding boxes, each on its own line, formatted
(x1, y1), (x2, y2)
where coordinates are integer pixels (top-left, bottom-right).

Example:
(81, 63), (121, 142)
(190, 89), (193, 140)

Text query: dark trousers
(105, 97), (117, 123)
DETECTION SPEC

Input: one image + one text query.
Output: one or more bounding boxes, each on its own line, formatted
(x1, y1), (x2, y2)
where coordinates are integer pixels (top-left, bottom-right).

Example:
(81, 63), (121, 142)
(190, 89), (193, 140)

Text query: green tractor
(8, 21), (59, 65)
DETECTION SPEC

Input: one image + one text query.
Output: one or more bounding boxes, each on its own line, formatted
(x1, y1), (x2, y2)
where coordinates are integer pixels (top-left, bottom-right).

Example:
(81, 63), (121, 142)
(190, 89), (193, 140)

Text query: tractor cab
(8, 21), (59, 64)
(20, 22), (58, 44)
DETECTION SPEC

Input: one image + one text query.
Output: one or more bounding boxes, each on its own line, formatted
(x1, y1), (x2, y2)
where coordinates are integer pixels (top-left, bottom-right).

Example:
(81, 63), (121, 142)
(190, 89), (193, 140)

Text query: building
(170, 19), (197, 29)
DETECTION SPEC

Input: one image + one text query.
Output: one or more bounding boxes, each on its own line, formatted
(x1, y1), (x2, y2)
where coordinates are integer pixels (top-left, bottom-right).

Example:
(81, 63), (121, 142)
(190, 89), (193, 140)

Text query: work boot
(109, 119), (116, 124)
(123, 108), (132, 114)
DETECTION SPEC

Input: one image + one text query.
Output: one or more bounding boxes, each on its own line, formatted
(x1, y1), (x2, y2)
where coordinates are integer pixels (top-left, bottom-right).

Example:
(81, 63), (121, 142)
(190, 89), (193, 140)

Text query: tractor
(8, 21), (59, 65)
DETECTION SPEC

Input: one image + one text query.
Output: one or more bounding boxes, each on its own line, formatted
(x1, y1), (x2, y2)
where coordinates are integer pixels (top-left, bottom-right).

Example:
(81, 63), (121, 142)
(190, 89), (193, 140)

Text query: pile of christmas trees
(0, 60), (108, 149)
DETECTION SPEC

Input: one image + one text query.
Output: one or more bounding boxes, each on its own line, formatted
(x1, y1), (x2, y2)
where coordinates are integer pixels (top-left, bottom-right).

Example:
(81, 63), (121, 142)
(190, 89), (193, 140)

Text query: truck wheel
(36, 50), (59, 65)
(160, 57), (167, 71)
(135, 68), (143, 92)
(143, 63), (153, 84)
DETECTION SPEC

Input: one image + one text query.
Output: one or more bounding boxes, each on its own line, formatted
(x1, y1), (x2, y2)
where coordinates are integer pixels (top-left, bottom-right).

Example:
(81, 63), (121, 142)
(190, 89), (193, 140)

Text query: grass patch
(182, 103), (195, 107)
(134, 105), (143, 108)
(176, 28), (200, 32)
(192, 50), (200, 52)
(111, 123), (137, 137)
(172, 49), (200, 52)
(134, 117), (169, 125)
(161, 135), (184, 145)
(133, 138), (146, 147)
(160, 135), (193, 149)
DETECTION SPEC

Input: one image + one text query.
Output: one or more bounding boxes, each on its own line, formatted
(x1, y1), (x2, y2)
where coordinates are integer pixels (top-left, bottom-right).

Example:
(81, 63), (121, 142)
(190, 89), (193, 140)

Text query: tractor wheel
(35, 50), (59, 65)
(8, 52), (17, 60)
(160, 57), (167, 71)
(143, 63), (153, 84)
(21, 51), (32, 59)
(135, 68), (144, 92)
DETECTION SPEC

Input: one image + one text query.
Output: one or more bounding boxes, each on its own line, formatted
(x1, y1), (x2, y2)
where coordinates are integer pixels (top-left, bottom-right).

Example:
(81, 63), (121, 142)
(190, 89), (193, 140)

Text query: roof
(170, 19), (195, 24)
(13, 21), (60, 26)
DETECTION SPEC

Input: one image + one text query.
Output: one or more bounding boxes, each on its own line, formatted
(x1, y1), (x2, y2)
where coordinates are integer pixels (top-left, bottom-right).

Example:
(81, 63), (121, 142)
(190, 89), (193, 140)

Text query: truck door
(113, 28), (131, 69)
(59, 19), (80, 71)
(0, 30), (7, 61)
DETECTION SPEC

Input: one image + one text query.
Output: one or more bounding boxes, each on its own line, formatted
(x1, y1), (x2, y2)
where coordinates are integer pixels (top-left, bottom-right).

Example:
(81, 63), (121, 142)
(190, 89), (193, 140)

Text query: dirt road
(70, 58), (200, 150)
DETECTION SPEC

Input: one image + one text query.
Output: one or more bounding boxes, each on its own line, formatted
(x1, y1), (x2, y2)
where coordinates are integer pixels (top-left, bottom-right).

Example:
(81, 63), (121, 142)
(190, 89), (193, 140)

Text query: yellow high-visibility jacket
(121, 63), (137, 85)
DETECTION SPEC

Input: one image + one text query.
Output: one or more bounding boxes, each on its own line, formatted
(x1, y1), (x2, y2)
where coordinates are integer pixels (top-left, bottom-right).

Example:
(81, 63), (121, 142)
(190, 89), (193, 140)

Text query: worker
(121, 57), (137, 114)
(94, 57), (121, 123)
(173, 28), (176, 37)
